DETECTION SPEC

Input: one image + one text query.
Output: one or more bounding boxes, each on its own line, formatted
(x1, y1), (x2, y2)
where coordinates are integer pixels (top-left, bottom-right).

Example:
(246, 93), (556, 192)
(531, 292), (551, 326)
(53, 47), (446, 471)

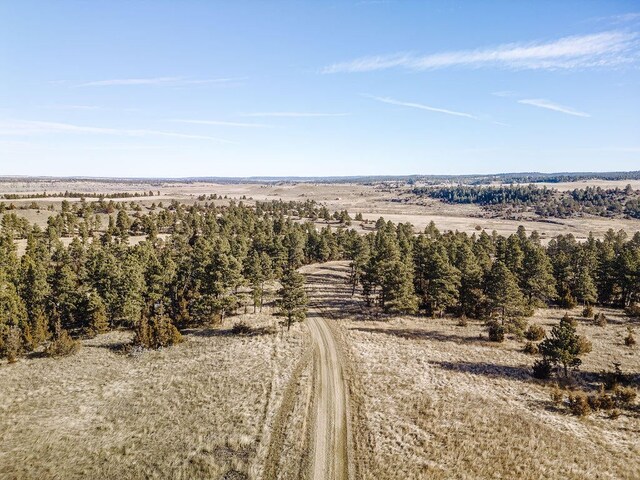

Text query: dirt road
(306, 311), (349, 480)
(303, 262), (355, 480)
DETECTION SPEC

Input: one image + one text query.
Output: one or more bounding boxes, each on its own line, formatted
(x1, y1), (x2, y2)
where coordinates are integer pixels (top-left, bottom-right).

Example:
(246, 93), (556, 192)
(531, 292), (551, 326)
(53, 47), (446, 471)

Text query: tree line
(411, 184), (640, 219)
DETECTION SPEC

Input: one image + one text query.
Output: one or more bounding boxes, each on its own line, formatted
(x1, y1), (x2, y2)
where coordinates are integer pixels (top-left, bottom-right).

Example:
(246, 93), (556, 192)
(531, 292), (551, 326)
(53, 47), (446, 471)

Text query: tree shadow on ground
(184, 325), (276, 338)
(350, 326), (490, 345)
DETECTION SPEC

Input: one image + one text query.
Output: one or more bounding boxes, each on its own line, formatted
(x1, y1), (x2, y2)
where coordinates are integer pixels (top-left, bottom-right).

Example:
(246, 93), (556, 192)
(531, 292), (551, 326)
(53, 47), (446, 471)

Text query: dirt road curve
(307, 310), (349, 480)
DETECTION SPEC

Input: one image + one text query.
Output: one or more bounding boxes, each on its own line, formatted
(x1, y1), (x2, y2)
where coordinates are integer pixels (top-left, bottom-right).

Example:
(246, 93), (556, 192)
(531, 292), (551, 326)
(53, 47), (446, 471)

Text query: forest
(1, 196), (639, 364)
(411, 184), (640, 219)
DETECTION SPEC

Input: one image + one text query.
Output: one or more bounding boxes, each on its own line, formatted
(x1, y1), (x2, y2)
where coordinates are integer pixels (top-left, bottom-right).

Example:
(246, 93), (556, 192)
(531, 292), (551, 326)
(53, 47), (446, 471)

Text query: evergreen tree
(277, 268), (307, 330)
(538, 316), (587, 377)
(485, 260), (527, 324)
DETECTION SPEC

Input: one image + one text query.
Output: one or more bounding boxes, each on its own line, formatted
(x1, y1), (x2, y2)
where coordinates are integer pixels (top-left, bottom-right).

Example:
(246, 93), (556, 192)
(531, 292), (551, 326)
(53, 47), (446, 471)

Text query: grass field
(0, 310), (307, 480)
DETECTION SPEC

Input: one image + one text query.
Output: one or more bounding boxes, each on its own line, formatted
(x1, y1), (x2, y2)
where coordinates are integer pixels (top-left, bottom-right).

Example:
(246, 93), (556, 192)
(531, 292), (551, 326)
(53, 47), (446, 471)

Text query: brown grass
(0, 310), (307, 480)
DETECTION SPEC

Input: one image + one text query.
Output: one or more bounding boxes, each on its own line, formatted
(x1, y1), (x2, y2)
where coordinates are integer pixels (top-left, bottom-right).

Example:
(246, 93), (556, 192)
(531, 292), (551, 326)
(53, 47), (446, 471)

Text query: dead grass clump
(567, 392), (592, 416)
(457, 315), (468, 327)
(594, 312), (607, 327)
(525, 324), (546, 341)
(624, 327), (636, 347)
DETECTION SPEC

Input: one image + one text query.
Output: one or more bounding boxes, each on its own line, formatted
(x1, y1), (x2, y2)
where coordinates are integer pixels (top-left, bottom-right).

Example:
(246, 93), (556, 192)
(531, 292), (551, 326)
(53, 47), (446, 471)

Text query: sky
(1, 0), (639, 178)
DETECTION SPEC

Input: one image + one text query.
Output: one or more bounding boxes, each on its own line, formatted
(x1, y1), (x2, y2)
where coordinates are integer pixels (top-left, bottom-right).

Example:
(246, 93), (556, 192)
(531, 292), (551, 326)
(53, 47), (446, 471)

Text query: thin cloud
(491, 91), (519, 98)
(323, 31), (639, 73)
(366, 95), (478, 119)
(171, 119), (272, 128)
(0, 120), (233, 142)
(517, 99), (591, 117)
(76, 77), (242, 87)
(240, 112), (350, 117)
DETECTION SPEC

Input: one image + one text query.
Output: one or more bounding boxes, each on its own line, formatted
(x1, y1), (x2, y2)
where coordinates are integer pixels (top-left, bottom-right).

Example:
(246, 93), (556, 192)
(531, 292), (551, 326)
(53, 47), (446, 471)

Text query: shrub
(577, 336), (593, 354)
(523, 341), (539, 355)
(550, 385), (564, 406)
(507, 317), (528, 339)
(231, 321), (253, 335)
(567, 392), (591, 416)
(602, 363), (629, 390)
(593, 312), (607, 327)
(560, 313), (577, 327)
(532, 359), (552, 379)
(582, 305), (594, 318)
(45, 328), (80, 357)
(625, 303), (640, 318)
(525, 324), (546, 341)
(624, 327), (636, 347)
(487, 321), (505, 342)
(559, 292), (577, 309)
(609, 409), (621, 420)
(613, 386), (637, 406)
(1, 326), (23, 363)
(133, 313), (183, 349)
(457, 315), (468, 327)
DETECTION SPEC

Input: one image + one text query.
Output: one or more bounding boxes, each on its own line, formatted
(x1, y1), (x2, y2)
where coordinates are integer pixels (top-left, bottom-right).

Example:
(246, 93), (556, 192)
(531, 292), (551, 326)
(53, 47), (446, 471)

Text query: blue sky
(1, 0), (639, 177)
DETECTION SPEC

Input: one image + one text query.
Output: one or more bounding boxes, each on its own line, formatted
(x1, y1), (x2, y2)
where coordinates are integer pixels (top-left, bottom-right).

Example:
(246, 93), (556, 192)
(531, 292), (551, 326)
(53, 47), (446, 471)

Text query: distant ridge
(1, 171), (639, 185)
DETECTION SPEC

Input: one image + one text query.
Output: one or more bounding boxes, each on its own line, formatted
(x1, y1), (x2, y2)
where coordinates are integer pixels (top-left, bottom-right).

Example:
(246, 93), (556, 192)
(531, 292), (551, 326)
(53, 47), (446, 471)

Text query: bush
(559, 292), (577, 309)
(487, 321), (505, 342)
(613, 386), (637, 406)
(601, 363), (629, 390)
(1, 326), (24, 363)
(532, 359), (552, 379)
(582, 305), (594, 318)
(550, 385), (564, 406)
(133, 313), (183, 349)
(507, 317), (528, 339)
(593, 312), (607, 327)
(525, 324), (546, 341)
(625, 303), (640, 318)
(457, 315), (468, 327)
(567, 392), (591, 416)
(231, 321), (253, 335)
(560, 313), (577, 327)
(523, 341), (539, 355)
(624, 327), (636, 347)
(45, 329), (80, 357)
(577, 336), (593, 354)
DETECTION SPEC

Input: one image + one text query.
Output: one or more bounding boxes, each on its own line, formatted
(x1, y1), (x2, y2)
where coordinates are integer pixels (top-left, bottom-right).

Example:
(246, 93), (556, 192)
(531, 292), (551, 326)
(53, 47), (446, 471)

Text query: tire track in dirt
(306, 308), (349, 480)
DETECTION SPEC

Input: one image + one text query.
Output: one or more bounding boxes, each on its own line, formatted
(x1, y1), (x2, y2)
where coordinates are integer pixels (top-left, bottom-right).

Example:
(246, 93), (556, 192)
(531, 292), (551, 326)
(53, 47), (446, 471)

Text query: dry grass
(0, 310), (307, 480)
(299, 261), (640, 480)
(343, 312), (639, 480)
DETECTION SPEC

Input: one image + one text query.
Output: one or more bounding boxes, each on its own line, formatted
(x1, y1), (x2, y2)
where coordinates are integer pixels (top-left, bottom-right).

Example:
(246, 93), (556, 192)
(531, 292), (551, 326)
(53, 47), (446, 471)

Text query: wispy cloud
(76, 77), (242, 87)
(517, 99), (591, 117)
(240, 112), (349, 117)
(323, 31), (639, 73)
(170, 119), (271, 128)
(0, 120), (232, 142)
(366, 95), (478, 119)
(491, 91), (519, 98)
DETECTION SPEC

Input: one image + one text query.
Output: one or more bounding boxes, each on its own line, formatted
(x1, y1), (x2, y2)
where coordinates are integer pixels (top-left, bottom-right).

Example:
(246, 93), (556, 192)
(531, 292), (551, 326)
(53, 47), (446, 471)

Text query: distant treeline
(412, 184), (640, 219)
(1, 191), (158, 200)
(2, 170), (640, 186)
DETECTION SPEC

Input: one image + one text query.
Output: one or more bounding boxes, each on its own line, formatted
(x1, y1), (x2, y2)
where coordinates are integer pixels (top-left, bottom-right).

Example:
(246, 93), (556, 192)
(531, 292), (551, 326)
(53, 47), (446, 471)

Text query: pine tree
(485, 260), (527, 324)
(521, 243), (557, 307)
(82, 290), (109, 337)
(277, 268), (307, 330)
(538, 315), (587, 377)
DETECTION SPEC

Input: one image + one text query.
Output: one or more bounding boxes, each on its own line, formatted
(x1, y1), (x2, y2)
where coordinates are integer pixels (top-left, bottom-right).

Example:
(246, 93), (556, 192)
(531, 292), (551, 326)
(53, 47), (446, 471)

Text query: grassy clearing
(343, 307), (639, 479)
(0, 311), (307, 480)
